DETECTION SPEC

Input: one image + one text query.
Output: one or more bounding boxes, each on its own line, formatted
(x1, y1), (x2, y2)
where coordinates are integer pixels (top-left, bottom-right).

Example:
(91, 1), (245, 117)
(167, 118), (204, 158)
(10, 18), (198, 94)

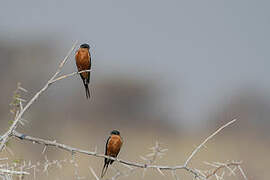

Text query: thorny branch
(0, 43), (248, 180)
(0, 169), (29, 175)
(184, 119), (237, 167)
(0, 41), (78, 151)
(205, 162), (242, 179)
(0, 42), (91, 152)
(0, 157), (31, 179)
(10, 119), (245, 180)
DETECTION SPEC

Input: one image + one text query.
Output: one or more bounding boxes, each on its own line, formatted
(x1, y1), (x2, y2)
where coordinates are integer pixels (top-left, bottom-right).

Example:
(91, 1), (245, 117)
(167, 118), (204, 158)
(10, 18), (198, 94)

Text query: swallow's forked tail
(84, 83), (90, 99)
(84, 72), (91, 99)
(101, 161), (109, 178)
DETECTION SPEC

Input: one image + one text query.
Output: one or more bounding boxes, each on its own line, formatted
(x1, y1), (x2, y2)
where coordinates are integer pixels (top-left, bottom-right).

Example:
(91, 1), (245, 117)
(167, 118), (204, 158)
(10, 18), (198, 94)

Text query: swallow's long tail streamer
(101, 161), (109, 178)
(84, 83), (90, 99)
(85, 72), (91, 99)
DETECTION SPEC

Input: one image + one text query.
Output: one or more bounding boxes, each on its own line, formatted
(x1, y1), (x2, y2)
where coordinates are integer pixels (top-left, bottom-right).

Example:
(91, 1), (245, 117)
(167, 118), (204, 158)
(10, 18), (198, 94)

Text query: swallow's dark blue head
(111, 130), (120, 135)
(80, 43), (90, 49)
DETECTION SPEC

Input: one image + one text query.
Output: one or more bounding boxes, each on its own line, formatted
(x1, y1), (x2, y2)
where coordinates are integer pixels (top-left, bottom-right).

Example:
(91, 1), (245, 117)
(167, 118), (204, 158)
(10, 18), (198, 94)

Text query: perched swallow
(101, 130), (123, 178)
(75, 43), (91, 99)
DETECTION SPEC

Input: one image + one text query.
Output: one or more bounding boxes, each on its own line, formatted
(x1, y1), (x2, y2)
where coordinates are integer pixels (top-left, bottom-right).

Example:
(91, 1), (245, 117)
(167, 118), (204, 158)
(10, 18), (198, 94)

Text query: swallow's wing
(89, 51), (92, 69)
(101, 135), (111, 177)
(105, 136), (111, 155)
(86, 51), (91, 84)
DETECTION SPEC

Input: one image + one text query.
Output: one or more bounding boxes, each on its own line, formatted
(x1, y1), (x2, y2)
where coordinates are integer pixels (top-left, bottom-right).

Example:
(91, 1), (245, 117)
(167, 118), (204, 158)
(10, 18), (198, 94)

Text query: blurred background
(0, 0), (269, 179)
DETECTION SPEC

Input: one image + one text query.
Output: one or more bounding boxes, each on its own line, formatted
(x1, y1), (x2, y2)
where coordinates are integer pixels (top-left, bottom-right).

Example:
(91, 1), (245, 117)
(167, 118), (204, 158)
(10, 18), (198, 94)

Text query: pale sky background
(1, 0), (270, 126)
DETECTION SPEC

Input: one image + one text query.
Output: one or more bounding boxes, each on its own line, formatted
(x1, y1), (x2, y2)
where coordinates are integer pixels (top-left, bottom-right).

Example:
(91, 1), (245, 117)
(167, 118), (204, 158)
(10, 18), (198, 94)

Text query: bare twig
(0, 169), (29, 175)
(205, 162), (242, 179)
(89, 167), (100, 180)
(238, 165), (248, 180)
(49, 70), (92, 84)
(184, 119), (237, 167)
(171, 170), (179, 180)
(0, 41), (78, 151)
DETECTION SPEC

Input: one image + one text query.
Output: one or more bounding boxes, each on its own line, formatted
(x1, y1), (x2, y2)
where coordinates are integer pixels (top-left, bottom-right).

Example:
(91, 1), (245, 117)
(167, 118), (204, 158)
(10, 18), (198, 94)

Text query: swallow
(101, 130), (123, 178)
(75, 43), (91, 99)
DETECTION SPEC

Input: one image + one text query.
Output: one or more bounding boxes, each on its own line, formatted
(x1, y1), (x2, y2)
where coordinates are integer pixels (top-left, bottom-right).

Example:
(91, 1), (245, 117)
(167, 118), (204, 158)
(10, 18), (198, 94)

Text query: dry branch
(205, 162), (242, 179)
(0, 41), (78, 151)
(184, 119), (237, 167)
(10, 130), (202, 179)
(10, 119), (243, 180)
(0, 169), (29, 175)
(49, 69), (92, 84)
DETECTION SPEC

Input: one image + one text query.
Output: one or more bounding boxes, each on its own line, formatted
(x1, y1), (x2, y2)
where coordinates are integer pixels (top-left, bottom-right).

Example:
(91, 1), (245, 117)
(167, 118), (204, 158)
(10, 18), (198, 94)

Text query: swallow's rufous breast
(106, 135), (123, 157)
(75, 48), (91, 79)
(75, 43), (91, 99)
